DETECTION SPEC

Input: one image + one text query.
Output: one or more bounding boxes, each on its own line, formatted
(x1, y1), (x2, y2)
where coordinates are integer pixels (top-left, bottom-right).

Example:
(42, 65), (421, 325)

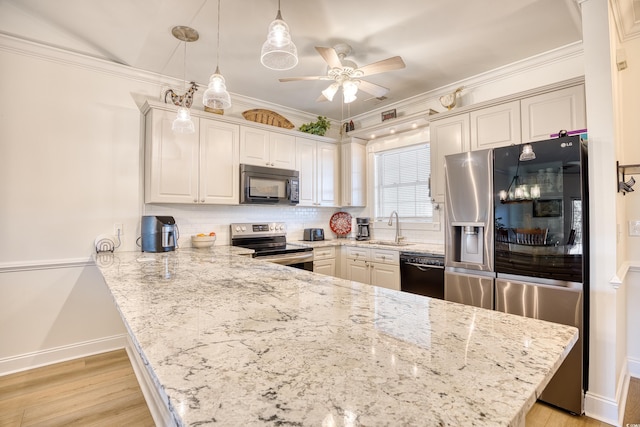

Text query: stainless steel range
(230, 222), (313, 271)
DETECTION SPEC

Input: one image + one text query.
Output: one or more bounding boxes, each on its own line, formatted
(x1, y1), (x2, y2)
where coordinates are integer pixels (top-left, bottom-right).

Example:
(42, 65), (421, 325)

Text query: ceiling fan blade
(357, 56), (406, 76)
(315, 46), (343, 69)
(278, 76), (327, 82)
(358, 80), (390, 98)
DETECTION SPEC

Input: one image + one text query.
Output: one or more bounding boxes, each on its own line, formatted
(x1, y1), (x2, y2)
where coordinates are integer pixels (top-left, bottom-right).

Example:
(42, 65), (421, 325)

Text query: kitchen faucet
(388, 210), (403, 244)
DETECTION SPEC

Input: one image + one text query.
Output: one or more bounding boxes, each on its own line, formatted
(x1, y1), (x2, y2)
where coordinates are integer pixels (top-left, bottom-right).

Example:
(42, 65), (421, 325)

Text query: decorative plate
(242, 109), (295, 129)
(330, 212), (352, 236)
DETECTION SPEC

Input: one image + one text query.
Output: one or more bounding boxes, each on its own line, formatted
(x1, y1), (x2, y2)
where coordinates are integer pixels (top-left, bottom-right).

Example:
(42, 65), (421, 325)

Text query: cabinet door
(239, 127), (270, 166)
(521, 85), (586, 142)
(370, 263), (400, 291)
(430, 114), (470, 202)
(269, 133), (296, 169)
(313, 259), (336, 276)
(295, 138), (317, 206)
(341, 142), (366, 207)
(200, 120), (240, 204)
(470, 101), (521, 150)
(145, 109), (199, 203)
(316, 142), (339, 207)
(346, 259), (369, 284)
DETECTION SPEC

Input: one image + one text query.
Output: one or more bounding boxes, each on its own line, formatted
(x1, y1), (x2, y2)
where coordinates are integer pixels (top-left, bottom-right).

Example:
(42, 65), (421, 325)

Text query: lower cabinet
(313, 246), (336, 277)
(344, 246), (400, 291)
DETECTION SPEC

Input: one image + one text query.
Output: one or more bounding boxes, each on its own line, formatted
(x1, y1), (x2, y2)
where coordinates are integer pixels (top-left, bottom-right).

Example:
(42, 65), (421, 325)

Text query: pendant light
(203, 0), (231, 110)
(260, 0), (298, 70)
(170, 26), (199, 134)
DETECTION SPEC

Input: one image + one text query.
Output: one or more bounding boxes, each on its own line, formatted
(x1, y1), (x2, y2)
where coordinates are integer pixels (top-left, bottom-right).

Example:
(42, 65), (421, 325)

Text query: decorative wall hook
(164, 81), (198, 108)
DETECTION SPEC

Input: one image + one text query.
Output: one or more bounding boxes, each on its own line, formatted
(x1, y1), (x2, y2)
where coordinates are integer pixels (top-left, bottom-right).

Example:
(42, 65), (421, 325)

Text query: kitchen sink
(366, 240), (412, 247)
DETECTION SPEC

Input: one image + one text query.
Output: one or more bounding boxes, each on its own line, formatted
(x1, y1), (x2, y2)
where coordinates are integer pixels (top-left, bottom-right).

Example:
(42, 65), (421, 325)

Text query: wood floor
(0, 349), (638, 426)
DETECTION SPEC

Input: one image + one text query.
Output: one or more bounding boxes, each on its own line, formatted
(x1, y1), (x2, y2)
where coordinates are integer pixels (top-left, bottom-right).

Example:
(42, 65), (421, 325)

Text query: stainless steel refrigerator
(492, 135), (588, 414)
(444, 149), (495, 309)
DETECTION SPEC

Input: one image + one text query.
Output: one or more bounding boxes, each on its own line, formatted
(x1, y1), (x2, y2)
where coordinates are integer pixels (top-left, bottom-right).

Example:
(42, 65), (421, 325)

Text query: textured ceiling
(0, 0), (587, 120)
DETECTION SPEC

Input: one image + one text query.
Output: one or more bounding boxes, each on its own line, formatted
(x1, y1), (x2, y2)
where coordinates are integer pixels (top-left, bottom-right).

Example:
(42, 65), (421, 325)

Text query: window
(374, 144), (433, 221)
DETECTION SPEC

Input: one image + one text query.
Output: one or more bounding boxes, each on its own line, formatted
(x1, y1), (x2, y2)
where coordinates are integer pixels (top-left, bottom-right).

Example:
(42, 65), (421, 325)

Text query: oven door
(256, 252), (314, 271)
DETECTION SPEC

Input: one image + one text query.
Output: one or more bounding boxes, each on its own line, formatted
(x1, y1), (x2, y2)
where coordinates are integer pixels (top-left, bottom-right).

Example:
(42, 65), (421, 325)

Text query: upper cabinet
(520, 85), (586, 142)
(144, 107), (239, 205)
(470, 100), (521, 150)
(430, 114), (470, 202)
(296, 137), (339, 207)
(240, 127), (296, 169)
(341, 140), (367, 207)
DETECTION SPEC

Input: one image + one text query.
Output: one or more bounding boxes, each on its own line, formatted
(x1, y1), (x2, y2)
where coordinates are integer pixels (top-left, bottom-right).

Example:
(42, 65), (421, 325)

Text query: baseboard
(0, 334), (127, 376)
(628, 357), (640, 378)
(584, 363), (629, 427)
(125, 334), (176, 427)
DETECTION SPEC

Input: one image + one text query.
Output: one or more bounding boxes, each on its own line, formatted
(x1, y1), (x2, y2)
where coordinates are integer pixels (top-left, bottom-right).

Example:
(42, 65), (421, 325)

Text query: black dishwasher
(400, 252), (445, 299)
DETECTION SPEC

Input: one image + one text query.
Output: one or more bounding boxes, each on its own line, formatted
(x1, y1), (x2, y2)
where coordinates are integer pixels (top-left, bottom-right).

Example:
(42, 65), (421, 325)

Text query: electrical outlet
(629, 220), (640, 237)
(114, 223), (124, 236)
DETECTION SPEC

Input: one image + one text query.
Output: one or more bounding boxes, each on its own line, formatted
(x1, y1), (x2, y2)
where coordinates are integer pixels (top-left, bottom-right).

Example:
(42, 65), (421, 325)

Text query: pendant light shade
(519, 143), (536, 161)
(261, 1), (298, 70)
(203, 66), (232, 109)
(203, 0), (231, 110)
(172, 106), (195, 133)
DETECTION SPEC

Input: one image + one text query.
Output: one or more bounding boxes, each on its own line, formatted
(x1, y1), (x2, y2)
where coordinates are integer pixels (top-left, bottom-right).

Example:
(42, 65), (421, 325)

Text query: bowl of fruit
(191, 232), (216, 248)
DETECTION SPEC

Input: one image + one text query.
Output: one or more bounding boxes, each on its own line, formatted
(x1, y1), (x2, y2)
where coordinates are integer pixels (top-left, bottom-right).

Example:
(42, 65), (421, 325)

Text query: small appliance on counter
(303, 228), (324, 241)
(141, 215), (178, 252)
(356, 217), (370, 241)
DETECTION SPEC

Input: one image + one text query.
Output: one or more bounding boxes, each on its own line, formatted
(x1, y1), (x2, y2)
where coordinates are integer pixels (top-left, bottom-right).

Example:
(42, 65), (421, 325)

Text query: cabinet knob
(201, 199), (205, 203)
(271, 162), (275, 166)
(266, 162), (270, 166)
(193, 199), (197, 203)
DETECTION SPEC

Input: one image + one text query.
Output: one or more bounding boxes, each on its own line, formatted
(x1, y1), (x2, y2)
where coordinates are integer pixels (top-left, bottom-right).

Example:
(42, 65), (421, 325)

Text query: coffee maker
(141, 216), (178, 252)
(356, 217), (370, 241)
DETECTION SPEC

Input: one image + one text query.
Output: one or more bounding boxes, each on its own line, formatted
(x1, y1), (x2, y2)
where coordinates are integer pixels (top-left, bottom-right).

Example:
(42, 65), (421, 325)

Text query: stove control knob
(270, 225), (275, 231)
(241, 226), (246, 232)
(235, 226), (241, 232)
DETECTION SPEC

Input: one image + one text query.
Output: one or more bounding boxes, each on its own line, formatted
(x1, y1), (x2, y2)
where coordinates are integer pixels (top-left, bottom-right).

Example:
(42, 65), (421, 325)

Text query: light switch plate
(629, 220), (640, 236)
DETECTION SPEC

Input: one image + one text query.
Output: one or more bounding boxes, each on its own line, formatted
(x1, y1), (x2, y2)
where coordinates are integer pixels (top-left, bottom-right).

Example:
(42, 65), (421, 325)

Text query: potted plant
(299, 116), (330, 136)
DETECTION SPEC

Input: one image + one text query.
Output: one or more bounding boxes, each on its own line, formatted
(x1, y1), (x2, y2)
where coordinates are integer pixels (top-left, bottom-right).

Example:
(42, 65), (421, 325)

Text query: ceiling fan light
(342, 79), (359, 103)
(172, 107), (195, 134)
(321, 83), (339, 101)
(203, 68), (231, 109)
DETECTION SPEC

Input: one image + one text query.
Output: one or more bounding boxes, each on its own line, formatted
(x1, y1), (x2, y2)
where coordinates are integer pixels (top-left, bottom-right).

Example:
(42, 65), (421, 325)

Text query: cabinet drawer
(313, 246), (336, 260)
(371, 249), (399, 264)
(346, 246), (370, 260)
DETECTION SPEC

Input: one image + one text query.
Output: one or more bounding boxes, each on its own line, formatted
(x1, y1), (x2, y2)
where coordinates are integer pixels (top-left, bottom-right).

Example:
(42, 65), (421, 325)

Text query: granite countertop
(292, 238), (445, 255)
(95, 246), (577, 427)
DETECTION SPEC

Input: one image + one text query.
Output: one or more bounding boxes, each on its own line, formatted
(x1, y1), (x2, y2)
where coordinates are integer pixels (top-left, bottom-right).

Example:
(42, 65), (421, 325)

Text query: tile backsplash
(143, 204), (366, 247)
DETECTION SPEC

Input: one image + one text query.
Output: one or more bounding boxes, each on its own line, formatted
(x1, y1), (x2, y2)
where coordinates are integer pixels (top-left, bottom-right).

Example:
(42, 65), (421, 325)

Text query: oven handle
(258, 252), (314, 265)
(403, 262), (445, 271)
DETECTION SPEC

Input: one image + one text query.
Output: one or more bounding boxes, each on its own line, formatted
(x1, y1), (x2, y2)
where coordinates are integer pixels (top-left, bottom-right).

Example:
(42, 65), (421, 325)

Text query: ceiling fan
(278, 43), (406, 104)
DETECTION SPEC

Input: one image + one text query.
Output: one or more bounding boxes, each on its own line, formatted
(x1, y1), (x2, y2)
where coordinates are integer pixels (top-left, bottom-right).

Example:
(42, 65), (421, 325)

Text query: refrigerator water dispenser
(461, 225), (484, 264)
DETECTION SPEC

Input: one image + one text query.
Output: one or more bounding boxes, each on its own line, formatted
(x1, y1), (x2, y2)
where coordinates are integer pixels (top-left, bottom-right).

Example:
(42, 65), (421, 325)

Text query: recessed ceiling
(0, 0), (585, 120)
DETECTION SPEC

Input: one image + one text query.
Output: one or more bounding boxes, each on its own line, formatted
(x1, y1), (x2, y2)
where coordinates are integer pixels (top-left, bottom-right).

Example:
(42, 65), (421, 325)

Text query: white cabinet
(313, 246), (337, 276)
(240, 127), (296, 168)
(430, 114), (470, 202)
(520, 85), (586, 142)
(144, 107), (239, 204)
(470, 100), (521, 150)
(296, 137), (339, 207)
(344, 246), (400, 291)
(341, 140), (366, 207)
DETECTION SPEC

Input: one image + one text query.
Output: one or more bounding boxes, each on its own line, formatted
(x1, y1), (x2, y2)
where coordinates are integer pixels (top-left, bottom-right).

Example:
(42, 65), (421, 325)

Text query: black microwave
(240, 164), (299, 205)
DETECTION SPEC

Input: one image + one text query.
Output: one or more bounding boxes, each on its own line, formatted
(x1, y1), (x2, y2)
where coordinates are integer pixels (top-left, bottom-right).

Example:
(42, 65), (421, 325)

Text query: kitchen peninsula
(96, 247), (578, 427)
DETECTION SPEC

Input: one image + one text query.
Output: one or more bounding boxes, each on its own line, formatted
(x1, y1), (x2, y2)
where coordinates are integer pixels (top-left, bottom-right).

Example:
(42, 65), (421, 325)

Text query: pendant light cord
(216, 0), (221, 68)
(182, 41), (187, 107)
